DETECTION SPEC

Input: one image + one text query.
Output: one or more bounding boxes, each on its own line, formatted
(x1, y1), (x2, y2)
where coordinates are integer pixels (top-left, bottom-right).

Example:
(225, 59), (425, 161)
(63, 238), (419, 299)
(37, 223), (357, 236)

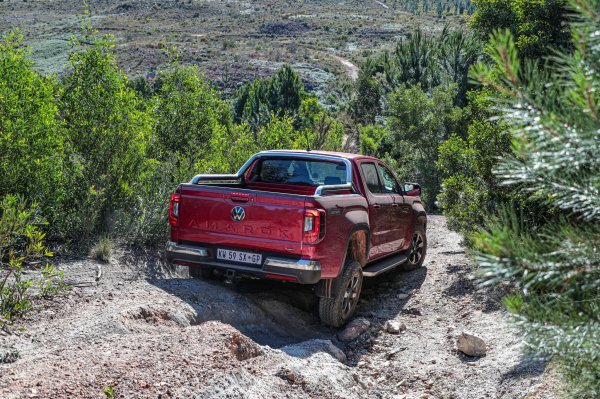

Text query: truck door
(376, 163), (409, 252)
(358, 161), (395, 260)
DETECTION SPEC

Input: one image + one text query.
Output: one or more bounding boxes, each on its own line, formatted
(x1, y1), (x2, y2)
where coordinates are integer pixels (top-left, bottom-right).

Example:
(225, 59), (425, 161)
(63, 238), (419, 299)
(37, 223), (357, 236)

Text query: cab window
(360, 162), (382, 194)
(377, 164), (401, 194)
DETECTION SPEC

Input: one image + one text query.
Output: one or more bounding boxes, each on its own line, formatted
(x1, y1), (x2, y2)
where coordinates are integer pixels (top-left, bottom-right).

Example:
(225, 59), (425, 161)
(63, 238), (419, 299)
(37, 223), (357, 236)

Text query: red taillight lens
(169, 193), (180, 226)
(303, 208), (325, 244)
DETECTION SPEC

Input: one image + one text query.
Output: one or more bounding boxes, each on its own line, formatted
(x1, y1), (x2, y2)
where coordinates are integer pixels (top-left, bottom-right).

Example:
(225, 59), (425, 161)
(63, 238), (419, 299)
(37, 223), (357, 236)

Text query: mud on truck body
(166, 150), (427, 327)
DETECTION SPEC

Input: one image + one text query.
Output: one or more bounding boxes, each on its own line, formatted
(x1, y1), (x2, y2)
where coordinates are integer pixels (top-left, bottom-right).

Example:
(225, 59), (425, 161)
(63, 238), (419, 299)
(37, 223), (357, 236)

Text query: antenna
(305, 129), (311, 152)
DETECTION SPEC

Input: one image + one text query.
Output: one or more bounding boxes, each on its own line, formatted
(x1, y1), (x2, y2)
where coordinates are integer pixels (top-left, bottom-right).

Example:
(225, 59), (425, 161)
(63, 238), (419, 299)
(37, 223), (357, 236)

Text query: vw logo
(231, 206), (245, 222)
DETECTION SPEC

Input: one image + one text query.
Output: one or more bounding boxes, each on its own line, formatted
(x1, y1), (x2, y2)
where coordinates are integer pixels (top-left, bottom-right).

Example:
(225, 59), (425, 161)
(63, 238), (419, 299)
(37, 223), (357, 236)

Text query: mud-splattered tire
(319, 260), (363, 327)
(189, 267), (213, 279)
(398, 222), (427, 272)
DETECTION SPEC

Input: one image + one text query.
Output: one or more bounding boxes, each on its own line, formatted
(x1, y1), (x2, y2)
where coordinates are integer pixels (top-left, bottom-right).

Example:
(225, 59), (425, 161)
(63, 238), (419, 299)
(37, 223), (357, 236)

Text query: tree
(61, 30), (151, 238)
(382, 84), (463, 209)
(471, 1), (600, 395)
(268, 65), (305, 116)
(470, 0), (571, 59)
(385, 28), (442, 91)
(152, 63), (228, 161)
(232, 65), (307, 131)
(351, 59), (383, 125)
(0, 31), (66, 225)
(437, 89), (511, 234)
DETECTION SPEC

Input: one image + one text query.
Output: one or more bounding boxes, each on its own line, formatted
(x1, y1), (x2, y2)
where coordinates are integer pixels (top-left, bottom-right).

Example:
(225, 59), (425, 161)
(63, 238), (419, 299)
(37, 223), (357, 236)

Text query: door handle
(391, 203), (399, 208)
(230, 193), (250, 203)
(373, 203), (381, 209)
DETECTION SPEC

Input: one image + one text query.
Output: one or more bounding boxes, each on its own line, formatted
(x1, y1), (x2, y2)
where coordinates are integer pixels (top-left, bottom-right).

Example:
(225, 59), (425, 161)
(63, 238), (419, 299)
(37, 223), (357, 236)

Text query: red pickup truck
(167, 150), (427, 327)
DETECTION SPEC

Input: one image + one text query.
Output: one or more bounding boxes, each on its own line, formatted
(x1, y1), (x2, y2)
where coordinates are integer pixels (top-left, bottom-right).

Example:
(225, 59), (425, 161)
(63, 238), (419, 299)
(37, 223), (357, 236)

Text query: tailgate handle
(230, 193), (250, 203)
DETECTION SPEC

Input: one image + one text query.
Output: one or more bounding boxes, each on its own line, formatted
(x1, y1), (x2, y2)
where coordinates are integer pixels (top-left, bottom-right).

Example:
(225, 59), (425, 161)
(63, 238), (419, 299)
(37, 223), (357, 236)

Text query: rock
(275, 367), (306, 385)
(456, 332), (487, 357)
(384, 320), (406, 334)
(0, 347), (19, 364)
(397, 293), (409, 299)
(228, 332), (263, 361)
(281, 339), (347, 363)
(337, 318), (370, 342)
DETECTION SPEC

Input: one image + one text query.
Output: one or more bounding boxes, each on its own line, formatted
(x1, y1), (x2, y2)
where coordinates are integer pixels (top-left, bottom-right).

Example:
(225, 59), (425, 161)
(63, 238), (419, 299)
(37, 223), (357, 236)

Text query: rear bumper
(165, 241), (321, 284)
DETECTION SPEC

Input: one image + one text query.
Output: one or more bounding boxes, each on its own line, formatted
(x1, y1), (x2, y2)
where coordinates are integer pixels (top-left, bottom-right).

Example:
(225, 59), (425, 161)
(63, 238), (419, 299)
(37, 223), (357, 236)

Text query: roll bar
(190, 151), (355, 196)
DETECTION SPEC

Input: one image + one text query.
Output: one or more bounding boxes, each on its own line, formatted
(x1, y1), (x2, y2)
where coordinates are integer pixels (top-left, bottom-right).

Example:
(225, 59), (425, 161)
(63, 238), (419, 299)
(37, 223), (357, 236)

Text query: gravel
(0, 216), (557, 398)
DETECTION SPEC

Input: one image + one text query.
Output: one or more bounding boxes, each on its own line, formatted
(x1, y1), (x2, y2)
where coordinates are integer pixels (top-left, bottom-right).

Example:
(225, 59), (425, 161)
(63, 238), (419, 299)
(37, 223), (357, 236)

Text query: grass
(90, 237), (113, 263)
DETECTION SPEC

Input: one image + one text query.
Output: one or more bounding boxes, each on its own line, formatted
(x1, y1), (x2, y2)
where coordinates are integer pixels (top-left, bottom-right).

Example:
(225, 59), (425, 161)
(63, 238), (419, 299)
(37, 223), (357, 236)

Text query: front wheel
(398, 223), (427, 272)
(319, 260), (363, 327)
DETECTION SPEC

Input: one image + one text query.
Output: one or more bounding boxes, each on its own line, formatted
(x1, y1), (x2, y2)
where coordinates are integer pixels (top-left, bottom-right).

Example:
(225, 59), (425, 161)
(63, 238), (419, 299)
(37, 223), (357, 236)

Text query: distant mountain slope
(0, 0), (469, 92)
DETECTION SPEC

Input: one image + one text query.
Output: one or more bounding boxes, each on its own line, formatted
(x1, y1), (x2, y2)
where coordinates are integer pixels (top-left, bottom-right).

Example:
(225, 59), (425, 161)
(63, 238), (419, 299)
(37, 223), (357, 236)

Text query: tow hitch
(224, 269), (236, 284)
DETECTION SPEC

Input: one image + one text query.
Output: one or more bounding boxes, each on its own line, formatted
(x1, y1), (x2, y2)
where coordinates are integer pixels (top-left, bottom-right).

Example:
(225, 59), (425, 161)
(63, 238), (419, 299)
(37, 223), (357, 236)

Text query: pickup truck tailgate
(176, 185), (306, 255)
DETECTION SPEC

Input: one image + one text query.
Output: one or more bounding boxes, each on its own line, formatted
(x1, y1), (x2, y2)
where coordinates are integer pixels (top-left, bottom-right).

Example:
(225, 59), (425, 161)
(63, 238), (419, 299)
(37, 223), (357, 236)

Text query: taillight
(303, 208), (325, 244)
(169, 193), (180, 226)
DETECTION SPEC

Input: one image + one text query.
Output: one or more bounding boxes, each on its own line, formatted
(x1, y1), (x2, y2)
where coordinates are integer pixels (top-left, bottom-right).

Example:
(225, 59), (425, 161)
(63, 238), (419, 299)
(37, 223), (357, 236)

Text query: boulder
(337, 318), (370, 342)
(456, 332), (487, 357)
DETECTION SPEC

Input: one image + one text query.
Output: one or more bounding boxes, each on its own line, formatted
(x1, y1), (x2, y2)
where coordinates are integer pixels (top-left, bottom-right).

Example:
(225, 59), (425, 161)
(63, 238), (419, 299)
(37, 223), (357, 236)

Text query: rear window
(249, 158), (347, 186)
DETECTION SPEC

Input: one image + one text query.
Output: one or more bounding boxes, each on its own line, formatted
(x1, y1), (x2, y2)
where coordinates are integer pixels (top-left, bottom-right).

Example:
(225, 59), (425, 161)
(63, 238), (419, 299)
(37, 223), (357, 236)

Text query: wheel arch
(316, 224), (369, 298)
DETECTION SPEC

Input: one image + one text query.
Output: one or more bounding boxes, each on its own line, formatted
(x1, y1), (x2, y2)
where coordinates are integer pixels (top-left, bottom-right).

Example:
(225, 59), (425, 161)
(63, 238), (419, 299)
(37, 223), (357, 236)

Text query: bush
(0, 31), (66, 231)
(471, 3), (600, 395)
(60, 29), (152, 240)
(436, 89), (511, 235)
(0, 195), (63, 325)
(381, 83), (463, 209)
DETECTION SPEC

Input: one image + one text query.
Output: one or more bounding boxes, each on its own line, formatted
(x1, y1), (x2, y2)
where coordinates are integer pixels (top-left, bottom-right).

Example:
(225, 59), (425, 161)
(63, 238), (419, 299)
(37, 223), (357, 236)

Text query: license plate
(217, 249), (262, 265)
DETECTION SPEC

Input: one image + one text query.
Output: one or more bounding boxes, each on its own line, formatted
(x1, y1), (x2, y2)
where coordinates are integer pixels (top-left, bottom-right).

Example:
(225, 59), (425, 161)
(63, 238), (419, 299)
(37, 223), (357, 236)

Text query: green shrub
(381, 83), (464, 209)
(0, 195), (63, 324)
(436, 89), (512, 235)
(0, 31), (67, 232)
(59, 28), (152, 240)
(471, 3), (600, 395)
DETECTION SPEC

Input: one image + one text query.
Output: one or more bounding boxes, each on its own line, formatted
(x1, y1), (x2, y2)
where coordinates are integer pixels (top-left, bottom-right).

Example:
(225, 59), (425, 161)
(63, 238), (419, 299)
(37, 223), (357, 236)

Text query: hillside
(0, 0), (469, 92)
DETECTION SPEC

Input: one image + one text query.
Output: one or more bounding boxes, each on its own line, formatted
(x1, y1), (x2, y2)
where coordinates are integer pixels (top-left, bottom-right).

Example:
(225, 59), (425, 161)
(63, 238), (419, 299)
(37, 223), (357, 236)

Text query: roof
(259, 149), (377, 161)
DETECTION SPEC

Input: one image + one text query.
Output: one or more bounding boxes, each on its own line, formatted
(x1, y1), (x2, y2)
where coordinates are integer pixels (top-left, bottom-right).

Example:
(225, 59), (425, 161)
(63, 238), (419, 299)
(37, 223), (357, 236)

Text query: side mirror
(404, 182), (421, 197)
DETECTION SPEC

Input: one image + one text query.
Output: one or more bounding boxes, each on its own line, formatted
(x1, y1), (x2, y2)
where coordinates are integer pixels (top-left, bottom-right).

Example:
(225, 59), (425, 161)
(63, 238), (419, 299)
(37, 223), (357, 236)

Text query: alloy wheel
(341, 271), (361, 317)
(408, 232), (424, 265)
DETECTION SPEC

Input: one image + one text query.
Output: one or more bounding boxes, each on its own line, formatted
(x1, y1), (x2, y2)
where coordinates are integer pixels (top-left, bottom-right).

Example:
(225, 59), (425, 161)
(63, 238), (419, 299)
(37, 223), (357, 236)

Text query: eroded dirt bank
(0, 216), (555, 398)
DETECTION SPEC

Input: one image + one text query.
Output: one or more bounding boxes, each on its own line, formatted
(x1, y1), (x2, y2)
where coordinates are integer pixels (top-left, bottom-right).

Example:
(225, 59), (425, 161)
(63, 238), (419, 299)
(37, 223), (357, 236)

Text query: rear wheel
(319, 260), (363, 327)
(189, 267), (214, 279)
(398, 223), (427, 272)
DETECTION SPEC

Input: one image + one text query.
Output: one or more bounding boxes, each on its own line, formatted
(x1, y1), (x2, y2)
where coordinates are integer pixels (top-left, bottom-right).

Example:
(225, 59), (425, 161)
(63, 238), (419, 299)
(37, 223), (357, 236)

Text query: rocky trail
(0, 216), (556, 398)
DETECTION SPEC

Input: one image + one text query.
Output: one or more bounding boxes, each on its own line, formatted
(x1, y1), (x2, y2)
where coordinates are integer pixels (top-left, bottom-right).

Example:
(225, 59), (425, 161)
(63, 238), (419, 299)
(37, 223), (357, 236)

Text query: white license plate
(217, 249), (262, 265)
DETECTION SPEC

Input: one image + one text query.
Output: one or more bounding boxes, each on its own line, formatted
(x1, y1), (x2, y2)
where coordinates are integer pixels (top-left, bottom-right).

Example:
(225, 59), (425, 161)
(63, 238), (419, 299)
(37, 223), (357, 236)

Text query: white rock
(397, 293), (409, 299)
(337, 318), (370, 342)
(456, 332), (487, 357)
(281, 339), (347, 363)
(384, 320), (406, 334)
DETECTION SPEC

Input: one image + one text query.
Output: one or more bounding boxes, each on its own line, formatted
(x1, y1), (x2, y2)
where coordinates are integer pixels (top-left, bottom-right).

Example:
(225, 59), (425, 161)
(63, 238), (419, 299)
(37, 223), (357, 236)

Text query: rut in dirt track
(0, 215), (553, 399)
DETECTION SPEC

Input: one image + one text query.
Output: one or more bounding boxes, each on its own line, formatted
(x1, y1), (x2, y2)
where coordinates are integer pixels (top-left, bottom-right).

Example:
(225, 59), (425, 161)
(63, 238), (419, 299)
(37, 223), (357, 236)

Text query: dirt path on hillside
(0, 216), (556, 398)
(331, 54), (359, 80)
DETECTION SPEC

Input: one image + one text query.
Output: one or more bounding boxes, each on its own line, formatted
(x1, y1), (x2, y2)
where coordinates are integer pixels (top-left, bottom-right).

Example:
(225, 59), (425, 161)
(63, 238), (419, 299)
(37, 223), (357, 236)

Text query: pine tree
(470, 1), (599, 396)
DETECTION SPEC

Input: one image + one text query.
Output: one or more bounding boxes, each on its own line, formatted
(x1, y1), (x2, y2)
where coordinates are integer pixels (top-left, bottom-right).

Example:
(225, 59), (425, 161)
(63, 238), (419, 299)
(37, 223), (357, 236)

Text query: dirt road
(0, 216), (555, 398)
(331, 54), (359, 80)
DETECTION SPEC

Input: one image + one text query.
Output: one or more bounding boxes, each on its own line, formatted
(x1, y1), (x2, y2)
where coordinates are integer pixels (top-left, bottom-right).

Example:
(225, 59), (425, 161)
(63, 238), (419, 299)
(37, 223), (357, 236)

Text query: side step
(362, 253), (408, 277)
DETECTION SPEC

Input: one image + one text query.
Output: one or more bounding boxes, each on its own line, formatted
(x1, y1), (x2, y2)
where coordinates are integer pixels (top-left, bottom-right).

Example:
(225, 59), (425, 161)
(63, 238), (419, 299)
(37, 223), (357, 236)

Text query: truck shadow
(148, 261), (426, 360)
(148, 275), (330, 348)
